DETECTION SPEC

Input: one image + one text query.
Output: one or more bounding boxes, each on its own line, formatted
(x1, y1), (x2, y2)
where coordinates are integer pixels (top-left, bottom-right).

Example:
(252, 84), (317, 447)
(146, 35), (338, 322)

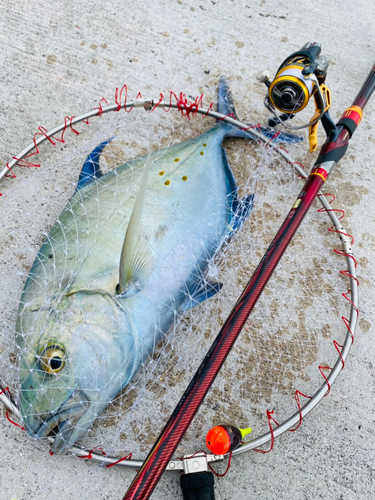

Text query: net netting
(0, 81), (355, 471)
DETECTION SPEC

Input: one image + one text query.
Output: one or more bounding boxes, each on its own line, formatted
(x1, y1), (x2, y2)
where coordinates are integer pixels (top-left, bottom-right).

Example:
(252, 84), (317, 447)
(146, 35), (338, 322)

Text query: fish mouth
(33, 389), (91, 454)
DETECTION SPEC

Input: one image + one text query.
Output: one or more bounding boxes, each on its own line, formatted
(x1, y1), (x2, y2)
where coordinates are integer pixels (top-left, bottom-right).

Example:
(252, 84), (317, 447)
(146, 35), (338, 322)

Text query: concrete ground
(0, 0), (374, 499)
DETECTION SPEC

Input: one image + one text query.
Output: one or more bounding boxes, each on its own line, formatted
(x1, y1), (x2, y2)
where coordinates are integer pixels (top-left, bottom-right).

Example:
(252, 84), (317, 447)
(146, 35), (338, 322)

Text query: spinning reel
(257, 42), (332, 152)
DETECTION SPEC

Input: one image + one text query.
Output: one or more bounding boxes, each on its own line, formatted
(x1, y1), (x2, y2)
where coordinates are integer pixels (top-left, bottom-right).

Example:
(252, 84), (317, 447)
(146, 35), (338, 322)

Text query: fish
(15, 78), (302, 455)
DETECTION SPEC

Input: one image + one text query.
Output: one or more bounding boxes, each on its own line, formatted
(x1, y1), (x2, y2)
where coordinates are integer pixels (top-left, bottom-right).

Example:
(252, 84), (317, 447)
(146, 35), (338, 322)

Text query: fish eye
(38, 344), (66, 374)
(50, 356), (63, 370)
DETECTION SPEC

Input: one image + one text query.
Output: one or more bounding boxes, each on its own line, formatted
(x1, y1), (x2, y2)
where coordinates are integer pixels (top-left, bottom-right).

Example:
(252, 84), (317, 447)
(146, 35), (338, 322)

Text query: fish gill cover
(0, 80), (351, 465)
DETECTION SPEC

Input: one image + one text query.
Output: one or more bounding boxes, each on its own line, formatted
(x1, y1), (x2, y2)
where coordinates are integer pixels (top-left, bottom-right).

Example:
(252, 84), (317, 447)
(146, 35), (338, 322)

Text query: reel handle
(268, 112), (295, 128)
(256, 69), (271, 87)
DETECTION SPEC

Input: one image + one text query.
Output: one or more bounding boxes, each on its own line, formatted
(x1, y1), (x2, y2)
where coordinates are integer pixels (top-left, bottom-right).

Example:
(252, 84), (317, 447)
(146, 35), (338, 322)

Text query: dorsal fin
(76, 138), (113, 190)
(117, 144), (154, 295)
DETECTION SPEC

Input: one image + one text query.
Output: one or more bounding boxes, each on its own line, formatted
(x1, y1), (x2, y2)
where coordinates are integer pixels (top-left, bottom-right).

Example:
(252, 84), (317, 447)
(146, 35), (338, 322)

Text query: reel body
(269, 43), (328, 114)
(257, 42), (332, 151)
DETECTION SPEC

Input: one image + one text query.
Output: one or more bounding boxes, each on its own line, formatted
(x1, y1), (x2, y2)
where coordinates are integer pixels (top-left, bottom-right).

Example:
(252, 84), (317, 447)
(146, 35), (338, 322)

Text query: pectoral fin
(117, 144), (154, 295)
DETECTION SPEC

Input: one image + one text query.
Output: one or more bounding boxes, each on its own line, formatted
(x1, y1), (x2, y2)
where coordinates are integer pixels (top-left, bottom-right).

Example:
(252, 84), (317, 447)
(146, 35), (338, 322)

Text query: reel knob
(256, 70), (271, 87)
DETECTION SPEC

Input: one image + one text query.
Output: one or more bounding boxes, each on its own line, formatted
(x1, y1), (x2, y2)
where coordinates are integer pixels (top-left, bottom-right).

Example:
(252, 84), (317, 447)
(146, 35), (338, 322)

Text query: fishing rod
(122, 44), (375, 500)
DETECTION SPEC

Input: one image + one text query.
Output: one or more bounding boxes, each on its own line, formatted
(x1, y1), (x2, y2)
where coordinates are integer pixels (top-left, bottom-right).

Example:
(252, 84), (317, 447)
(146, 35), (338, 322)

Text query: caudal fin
(217, 76), (237, 121)
(216, 77), (303, 143)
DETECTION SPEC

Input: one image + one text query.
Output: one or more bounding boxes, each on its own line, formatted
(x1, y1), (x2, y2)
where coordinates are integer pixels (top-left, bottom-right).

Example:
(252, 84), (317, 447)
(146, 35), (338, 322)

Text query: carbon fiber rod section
(122, 173), (324, 500)
(352, 63), (375, 110)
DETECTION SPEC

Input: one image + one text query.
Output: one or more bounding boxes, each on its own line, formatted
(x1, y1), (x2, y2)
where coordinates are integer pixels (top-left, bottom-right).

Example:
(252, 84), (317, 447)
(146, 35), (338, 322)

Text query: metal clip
(166, 452), (224, 473)
(337, 223), (353, 254)
(133, 97), (164, 111)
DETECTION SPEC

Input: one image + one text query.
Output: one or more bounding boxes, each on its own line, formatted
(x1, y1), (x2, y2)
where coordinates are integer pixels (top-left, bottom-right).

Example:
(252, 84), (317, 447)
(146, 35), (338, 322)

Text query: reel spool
(269, 62), (315, 114)
(257, 42), (332, 152)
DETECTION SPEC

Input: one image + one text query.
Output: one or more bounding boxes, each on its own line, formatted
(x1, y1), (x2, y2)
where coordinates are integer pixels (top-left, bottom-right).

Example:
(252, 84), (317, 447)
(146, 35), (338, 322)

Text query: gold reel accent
(269, 63), (314, 114)
(308, 84), (332, 152)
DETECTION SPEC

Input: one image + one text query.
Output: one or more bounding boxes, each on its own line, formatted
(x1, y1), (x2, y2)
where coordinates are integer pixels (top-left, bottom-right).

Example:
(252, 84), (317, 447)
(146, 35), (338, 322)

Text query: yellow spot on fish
(165, 180), (171, 186)
(203, 143), (207, 147)
(159, 171), (165, 176)
(200, 151), (204, 156)
(182, 176), (188, 181)
(174, 158), (180, 162)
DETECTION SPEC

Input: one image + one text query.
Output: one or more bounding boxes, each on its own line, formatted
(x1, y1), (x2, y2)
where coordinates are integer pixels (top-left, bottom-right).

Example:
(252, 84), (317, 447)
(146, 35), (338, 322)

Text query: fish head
(16, 289), (135, 454)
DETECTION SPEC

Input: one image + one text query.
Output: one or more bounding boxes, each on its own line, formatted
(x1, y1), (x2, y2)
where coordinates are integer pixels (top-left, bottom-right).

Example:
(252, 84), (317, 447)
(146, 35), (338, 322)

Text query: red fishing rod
(123, 44), (375, 500)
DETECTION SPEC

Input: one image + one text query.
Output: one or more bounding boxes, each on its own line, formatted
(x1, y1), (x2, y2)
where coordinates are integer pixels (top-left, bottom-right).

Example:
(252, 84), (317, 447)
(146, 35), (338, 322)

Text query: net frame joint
(166, 452), (223, 474)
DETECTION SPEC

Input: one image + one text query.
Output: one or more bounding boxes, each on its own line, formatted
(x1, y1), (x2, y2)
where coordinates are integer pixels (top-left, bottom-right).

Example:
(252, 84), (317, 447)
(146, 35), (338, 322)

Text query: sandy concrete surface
(0, 0), (374, 499)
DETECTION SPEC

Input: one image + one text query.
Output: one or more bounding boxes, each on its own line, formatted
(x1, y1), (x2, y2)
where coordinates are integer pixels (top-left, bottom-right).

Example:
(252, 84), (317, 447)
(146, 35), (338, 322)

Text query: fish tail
(216, 77), (303, 144)
(216, 76), (238, 121)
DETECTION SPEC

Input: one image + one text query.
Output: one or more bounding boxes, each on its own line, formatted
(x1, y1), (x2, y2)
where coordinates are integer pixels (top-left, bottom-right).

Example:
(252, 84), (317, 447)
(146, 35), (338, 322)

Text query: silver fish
(15, 78), (301, 454)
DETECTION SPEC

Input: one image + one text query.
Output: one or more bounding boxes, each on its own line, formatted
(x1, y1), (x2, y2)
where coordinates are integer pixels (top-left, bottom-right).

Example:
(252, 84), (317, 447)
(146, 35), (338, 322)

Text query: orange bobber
(205, 425), (251, 455)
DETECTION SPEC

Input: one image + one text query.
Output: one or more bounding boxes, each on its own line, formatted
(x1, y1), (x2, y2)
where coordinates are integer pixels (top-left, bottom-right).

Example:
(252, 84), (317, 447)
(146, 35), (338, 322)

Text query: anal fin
(182, 279), (223, 311)
(230, 193), (254, 233)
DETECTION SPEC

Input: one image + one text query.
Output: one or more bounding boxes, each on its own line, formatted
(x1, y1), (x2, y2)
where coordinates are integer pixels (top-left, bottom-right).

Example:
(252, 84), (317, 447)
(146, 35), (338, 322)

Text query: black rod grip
(180, 472), (216, 500)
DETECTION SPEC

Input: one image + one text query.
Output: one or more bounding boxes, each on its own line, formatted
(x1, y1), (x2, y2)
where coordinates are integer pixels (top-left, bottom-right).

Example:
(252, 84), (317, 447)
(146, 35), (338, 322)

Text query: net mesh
(0, 83), (351, 464)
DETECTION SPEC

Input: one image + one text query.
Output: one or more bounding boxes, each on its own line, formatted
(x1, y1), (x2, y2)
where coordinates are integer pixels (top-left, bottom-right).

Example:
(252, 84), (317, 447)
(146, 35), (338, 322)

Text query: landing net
(0, 83), (358, 476)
